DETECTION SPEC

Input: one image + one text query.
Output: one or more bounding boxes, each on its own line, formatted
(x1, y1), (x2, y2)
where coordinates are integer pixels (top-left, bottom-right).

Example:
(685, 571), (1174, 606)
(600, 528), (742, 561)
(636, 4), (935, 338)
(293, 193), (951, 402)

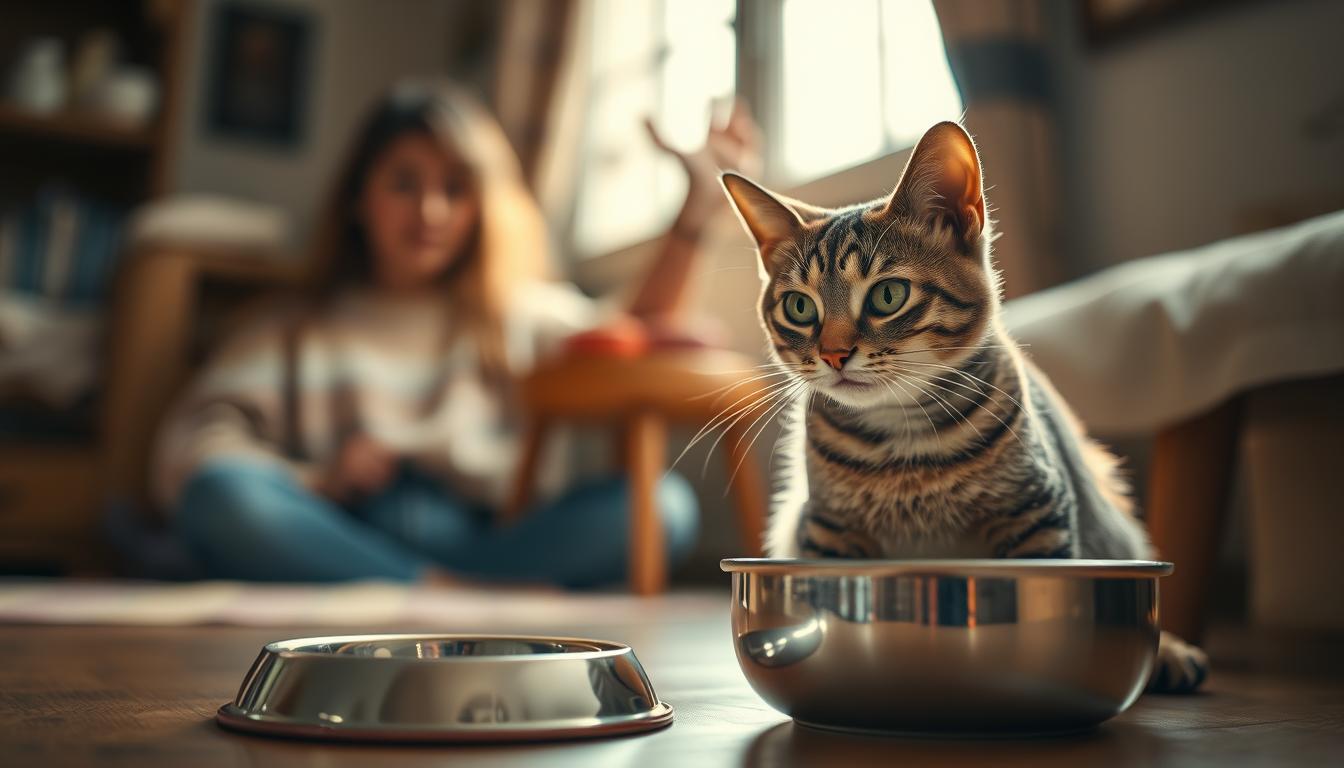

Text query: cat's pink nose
(820, 347), (855, 371)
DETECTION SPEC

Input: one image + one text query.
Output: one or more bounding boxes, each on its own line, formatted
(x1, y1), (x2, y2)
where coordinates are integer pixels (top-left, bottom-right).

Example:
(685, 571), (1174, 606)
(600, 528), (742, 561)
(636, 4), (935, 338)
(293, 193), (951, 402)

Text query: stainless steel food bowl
(721, 558), (1171, 735)
(217, 634), (673, 742)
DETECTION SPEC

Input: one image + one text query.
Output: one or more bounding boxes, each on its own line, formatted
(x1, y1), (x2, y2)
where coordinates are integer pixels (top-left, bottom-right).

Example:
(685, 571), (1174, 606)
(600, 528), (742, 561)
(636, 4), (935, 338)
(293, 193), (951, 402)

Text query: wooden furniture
(0, 597), (1340, 766)
(99, 245), (307, 511)
(1145, 398), (1243, 644)
(0, 0), (188, 206)
(508, 349), (771, 594)
(1145, 376), (1344, 641)
(0, 446), (101, 573)
(1, 244), (301, 574)
(0, 0), (191, 574)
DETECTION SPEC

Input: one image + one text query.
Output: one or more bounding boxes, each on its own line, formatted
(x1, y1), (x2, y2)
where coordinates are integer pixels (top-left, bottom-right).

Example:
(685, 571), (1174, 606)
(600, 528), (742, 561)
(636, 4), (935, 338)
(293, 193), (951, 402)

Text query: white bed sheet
(1003, 210), (1344, 435)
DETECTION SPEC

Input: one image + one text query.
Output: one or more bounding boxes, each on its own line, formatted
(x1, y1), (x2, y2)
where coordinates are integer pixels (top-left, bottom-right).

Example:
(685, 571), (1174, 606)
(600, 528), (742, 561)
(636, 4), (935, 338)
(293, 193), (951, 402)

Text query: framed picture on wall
(203, 1), (314, 146)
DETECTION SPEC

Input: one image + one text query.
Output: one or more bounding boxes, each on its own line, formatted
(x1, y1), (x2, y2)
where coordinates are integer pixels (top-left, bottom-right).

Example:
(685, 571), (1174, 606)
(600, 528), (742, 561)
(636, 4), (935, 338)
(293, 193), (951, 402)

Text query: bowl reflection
(722, 559), (1171, 735)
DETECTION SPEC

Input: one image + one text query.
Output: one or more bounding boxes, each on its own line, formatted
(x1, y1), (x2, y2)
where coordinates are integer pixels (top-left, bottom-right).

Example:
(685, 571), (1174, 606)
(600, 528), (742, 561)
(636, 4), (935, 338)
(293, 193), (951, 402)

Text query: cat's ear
(721, 173), (806, 262)
(885, 121), (986, 248)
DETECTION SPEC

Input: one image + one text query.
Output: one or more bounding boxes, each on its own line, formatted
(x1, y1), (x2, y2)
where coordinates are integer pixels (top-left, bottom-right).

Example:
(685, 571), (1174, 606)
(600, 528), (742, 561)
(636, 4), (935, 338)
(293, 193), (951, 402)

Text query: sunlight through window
(781, 0), (962, 181)
(574, 0), (735, 256)
(572, 0), (961, 257)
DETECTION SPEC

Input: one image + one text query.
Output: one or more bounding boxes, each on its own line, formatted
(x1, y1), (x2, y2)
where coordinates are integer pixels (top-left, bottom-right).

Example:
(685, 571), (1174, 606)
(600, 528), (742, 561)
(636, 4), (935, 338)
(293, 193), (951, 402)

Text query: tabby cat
(721, 121), (1207, 693)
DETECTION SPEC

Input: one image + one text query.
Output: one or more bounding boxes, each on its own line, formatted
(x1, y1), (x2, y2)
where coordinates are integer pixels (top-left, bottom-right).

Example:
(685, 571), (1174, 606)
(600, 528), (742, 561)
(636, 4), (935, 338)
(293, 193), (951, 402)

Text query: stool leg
(1146, 398), (1241, 644)
(503, 417), (549, 526)
(724, 423), (768, 556)
(625, 413), (667, 595)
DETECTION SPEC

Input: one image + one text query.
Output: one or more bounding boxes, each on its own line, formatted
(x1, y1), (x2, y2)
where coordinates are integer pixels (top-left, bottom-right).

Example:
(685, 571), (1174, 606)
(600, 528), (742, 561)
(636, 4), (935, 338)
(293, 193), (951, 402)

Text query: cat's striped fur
(722, 121), (1207, 693)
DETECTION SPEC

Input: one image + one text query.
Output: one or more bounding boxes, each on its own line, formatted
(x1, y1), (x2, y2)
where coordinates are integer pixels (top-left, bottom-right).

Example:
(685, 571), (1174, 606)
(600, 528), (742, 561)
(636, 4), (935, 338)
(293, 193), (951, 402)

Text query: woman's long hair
(308, 80), (549, 380)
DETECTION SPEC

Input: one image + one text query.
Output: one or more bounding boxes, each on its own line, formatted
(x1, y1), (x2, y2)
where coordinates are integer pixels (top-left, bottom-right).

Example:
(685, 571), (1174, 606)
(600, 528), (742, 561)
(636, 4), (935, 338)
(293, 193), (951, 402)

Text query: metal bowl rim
(216, 701), (676, 742)
(261, 633), (635, 662)
(720, 558), (1173, 578)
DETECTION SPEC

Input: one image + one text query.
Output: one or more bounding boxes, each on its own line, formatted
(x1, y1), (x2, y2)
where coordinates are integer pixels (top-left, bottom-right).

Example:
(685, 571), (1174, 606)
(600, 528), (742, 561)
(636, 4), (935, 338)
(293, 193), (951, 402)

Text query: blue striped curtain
(932, 0), (1060, 298)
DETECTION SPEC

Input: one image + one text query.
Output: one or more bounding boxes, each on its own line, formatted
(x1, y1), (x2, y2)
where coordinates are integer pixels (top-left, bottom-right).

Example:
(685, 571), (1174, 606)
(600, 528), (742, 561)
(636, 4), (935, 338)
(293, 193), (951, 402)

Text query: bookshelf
(0, 0), (189, 204)
(0, 0), (190, 575)
(0, 103), (157, 150)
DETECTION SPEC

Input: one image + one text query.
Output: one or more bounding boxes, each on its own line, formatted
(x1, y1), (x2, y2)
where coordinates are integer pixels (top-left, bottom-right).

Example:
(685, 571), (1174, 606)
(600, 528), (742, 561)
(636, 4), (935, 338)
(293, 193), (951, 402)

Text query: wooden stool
(503, 349), (772, 595)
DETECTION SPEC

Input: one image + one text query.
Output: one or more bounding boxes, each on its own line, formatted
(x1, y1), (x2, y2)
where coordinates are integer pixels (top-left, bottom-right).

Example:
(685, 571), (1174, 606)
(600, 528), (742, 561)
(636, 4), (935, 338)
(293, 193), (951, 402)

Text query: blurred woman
(153, 81), (759, 586)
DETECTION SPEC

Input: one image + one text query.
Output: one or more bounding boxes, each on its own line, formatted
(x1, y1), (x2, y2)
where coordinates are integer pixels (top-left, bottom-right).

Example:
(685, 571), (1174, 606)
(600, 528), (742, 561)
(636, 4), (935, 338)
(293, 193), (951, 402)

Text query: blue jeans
(175, 461), (699, 588)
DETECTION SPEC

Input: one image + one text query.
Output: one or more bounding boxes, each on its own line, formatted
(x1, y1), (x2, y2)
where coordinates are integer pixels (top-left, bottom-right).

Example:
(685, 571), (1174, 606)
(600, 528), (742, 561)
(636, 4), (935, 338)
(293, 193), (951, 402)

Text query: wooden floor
(0, 593), (1341, 767)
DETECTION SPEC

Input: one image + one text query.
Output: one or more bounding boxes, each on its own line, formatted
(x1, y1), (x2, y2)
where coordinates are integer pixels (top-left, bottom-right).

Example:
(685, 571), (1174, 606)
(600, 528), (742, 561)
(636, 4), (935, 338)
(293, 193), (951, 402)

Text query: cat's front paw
(796, 512), (880, 558)
(1147, 630), (1209, 694)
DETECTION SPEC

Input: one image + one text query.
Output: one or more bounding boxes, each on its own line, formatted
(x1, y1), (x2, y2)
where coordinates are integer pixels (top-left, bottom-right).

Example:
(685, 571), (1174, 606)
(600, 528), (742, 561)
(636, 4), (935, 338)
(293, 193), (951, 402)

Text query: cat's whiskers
(899, 372), (987, 440)
(875, 342), (1023, 407)
(880, 343), (1019, 357)
(873, 377), (915, 454)
(693, 360), (805, 378)
(690, 374), (801, 447)
(700, 378), (809, 477)
(878, 377), (940, 468)
(889, 358), (1025, 411)
(882, 373), (943, 451)
(690, 365), (801, 405)
(884, 371), (983, 441)
(730, 378), (807, 458)
(880, 366), (1020, 447)
(872, 363), (993, 403)
(724, 379), (809, 493)
(885, 363), (1027, 451)
(708, 382), (802, 480)
(674, 375), (803, 471)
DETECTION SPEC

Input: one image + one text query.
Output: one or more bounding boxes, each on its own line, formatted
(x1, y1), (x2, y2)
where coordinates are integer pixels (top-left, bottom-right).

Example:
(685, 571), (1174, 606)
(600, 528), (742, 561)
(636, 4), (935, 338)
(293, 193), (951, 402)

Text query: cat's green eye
(867, 279), (910, 316)
(782, 292), (818, 324)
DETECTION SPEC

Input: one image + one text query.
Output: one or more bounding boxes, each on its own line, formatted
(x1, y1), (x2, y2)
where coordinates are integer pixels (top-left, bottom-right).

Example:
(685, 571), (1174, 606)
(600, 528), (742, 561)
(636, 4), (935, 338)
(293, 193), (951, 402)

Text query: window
(778, 0), (963, 181)
(571, 0), (962, 257)
(572, 0), (736, 256)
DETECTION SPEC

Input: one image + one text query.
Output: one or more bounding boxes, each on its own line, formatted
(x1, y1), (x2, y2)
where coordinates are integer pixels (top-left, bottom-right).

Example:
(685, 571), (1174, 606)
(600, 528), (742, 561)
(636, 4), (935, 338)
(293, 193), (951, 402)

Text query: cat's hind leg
(1147, 631), (1209, 693)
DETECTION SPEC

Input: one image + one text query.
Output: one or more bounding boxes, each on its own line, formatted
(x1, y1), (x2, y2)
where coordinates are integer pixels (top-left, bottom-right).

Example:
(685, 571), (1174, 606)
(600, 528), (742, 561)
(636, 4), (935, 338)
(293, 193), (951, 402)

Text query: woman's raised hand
(625, 101), (764, 324)
(645, 100), (763, 228)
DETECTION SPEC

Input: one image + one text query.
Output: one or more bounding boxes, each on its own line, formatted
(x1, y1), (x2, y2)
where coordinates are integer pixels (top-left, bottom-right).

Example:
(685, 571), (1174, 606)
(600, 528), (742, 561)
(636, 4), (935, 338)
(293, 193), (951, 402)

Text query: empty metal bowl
(721, 559), (1172, 735)
(217, 634), (673, 742)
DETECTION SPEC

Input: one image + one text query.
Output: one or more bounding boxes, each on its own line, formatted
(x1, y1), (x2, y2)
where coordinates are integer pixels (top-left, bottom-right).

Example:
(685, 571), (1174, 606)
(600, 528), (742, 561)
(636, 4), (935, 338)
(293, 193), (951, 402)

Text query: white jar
(88, 67), (158, 125)
(8, 37), (67, 113)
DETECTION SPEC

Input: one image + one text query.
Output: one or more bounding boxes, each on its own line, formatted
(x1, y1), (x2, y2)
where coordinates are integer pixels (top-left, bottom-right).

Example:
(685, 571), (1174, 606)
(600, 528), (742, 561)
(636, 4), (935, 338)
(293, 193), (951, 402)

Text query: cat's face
(724, 122), (996, 409)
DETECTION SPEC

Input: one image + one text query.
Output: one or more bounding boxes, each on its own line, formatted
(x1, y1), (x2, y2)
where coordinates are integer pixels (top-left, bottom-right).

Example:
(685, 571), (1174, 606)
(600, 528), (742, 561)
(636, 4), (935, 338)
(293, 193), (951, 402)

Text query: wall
(1045, 0), (1344, 608)
(170, 0), (461, 250)
(1050, 0), (1344, 273)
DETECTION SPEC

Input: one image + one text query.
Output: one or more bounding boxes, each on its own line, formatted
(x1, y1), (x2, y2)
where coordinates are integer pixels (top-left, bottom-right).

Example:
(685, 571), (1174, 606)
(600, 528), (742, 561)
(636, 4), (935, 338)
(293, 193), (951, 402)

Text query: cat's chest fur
(798, 435), (1033, 558)
(780, 378), (1074, 560)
